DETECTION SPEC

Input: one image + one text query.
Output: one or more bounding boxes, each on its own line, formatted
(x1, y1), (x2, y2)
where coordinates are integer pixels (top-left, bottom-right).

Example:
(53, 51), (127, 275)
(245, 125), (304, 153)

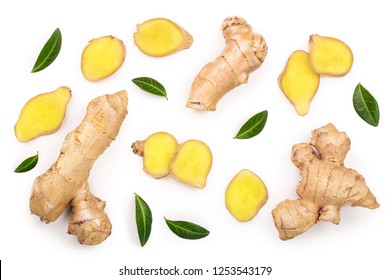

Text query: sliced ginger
(132, 134), (213, 189)
(81, 35), (126, 81)
(309, 34), (353, 76)
(170, 140), (213, 189)
(186, 16), (267, 111)
(278, 50), (320, 116)
(30, 90), (128, 245)
(132, 132), (178, 178)
(272, 123), (379, 240)
(225, 169), (268, 222)
(15, 86), (71, 142)
(134, 18), (193, 57)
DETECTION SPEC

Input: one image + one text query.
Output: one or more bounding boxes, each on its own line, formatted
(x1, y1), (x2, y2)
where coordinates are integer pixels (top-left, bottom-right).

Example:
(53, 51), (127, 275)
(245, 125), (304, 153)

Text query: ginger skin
(272, 123), (379, 240)
(30, 90), (128, 245)
(186, 16), (267, 111)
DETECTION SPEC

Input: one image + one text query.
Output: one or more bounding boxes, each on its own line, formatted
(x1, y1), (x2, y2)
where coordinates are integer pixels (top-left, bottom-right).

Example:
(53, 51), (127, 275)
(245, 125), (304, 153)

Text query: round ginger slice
(309, 34), (353, 76)
(81, 35), (126, 81)
(225, 169), (268, 222)
(134, 18), (193, 57)
(132, 132), (178, 178)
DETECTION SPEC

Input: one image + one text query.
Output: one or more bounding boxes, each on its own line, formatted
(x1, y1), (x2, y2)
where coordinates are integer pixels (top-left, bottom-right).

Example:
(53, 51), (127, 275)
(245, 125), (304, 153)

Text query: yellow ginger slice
(169, 140), (213, 189)
(132, 132), (178, 178)
(225, 169), (268, 222)
(81, 35), (126, 81)
(14, 86), (71, 142)
(278, 50), (320, 116)
(134, 18), (193, 57)
(309, 34), (353, 76)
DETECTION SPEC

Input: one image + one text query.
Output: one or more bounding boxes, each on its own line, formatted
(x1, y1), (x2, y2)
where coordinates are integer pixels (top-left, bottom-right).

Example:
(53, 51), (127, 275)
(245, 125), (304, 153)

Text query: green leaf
(234, 110), (268, 139)
(31, 28), (62, 73)
(135, 193), (153, 246)
(164, 217), (210, 240)
(132, 77), (167, 99)
(353, 83), (380, 127)
(14, 152), (39, 173)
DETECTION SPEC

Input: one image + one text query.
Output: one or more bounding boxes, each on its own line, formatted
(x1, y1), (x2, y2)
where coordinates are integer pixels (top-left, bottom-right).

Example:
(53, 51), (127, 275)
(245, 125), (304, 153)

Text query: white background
(1, 0), (389, 279)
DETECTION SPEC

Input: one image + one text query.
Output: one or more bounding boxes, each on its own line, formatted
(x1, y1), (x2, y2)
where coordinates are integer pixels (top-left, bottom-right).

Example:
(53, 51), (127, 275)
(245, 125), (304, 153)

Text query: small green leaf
(15, 152), (39, 173)
(31, 28), (62, 73)
(353, 83), (380, 127)
(135, 193), (153, 246)
(164, 217), (210, 240)
(234, 110), (268, 139)
(132, 77), (167, 99)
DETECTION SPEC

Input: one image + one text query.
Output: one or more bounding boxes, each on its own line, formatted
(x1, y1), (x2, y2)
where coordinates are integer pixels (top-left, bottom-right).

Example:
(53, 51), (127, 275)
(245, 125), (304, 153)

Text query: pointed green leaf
(132, 77), (167, 99)
(353, 83), (380, 127)
(32, 28), (62, 73)
(135, 193), (153, 246)
(234, 110), (268, 139)
(15, 152), (39, 173)
(164, 217), (209, 240)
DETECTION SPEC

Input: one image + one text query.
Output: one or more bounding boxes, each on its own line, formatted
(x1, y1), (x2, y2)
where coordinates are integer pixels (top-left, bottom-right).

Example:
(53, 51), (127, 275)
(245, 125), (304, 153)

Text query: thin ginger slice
(169, 140), (213, 189)
(134, 18), (193, 57)
(81, 35), (126, 81)
(132, 132), (178, 178)
(278, 50), (320, 116)
(14, 86), (71, 142)
(225, 169), (268, 222)
(309, 34), (353, 76)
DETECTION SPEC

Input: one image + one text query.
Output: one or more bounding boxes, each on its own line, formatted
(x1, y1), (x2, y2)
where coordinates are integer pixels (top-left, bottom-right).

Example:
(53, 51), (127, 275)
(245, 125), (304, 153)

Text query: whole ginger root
(30, 90), (128, 245)
(272, 123), (379, 240)
(186, 16), (267, 111)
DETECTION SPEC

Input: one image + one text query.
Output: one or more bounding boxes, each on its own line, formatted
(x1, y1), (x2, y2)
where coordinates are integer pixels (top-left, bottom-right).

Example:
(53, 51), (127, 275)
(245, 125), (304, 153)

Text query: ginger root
(132, 134), (213, 189)
(309, 34), (353, 76)
(134, 18), (193, 57)
(272, 123), (379, 240)
(225, 169), (268, 222)
(132, 132), (178, 178)
(14, 86), (71, 142)
(81, 35), (126, 81)
(278, 50), (320, 116)
(186, 16), (267, 111)
(30, 90), (128, 245)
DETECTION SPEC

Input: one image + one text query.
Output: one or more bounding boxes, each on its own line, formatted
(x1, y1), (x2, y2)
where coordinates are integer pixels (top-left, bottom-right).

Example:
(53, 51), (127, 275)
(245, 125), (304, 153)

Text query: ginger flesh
(81, 35), (126, 81)
(225, 169), (268, 222)
(132, 132), (178, 178)
(278, 50), (320, 116)
(14, 86), (71, 142)
(186, 16), (267, 111)
(309, 34), (353, 76)
(30, 90), (128, 245)
(272, 123), (379, 240)
(134, 18), (193, 57)
(169, 140), (213, 189)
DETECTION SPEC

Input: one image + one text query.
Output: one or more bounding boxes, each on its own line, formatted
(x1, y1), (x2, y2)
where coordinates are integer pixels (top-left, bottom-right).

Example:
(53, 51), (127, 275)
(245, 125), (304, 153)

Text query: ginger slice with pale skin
(134, 18), (193, 57)
(309, 34), (353, 76)
(272, 123), (379, 240)
(186, 16), (267, 111)
(30, 90), (128, 245)
(132, 132), (178, 178)
(14, 86), (71, 142)
(81, 35), (126, 81)
(225, 169), (268, 222)
(278, 50), (320, 116)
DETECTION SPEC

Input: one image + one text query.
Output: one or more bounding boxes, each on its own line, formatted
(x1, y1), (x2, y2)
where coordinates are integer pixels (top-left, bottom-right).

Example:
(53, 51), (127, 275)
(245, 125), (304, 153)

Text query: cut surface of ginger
(81, 35), (126, 81)
(278, 50), (320, 116)
(134, 18), (193, 57)
(15, 86), (71, 142)
(225, 169), (268, 222)
(309, 34), (353, 76)
(169, 140), (213, 189)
